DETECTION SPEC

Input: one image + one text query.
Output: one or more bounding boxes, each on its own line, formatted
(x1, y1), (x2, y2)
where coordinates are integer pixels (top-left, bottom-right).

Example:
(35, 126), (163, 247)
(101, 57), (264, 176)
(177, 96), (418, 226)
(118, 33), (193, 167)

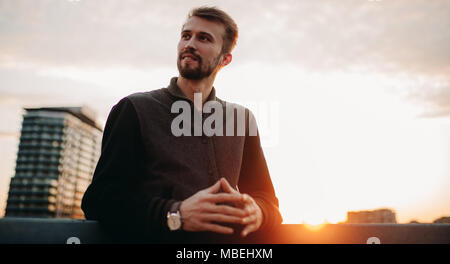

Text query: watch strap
(170, 201), (181, 214)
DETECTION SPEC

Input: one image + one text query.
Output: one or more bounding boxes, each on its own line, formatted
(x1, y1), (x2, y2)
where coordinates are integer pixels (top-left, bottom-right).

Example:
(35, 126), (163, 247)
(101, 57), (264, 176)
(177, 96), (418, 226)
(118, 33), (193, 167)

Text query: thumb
(205, 179), (222, 194)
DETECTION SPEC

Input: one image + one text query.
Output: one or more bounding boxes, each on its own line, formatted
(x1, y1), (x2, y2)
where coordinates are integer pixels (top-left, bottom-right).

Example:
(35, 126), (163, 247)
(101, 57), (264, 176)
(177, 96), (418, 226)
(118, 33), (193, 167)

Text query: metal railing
(0, 217), (449, 244)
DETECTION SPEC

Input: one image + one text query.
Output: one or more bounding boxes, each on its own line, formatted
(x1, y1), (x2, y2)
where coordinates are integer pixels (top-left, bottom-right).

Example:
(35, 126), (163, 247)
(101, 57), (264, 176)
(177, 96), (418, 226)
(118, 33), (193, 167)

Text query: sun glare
(304, 223), (327, 232)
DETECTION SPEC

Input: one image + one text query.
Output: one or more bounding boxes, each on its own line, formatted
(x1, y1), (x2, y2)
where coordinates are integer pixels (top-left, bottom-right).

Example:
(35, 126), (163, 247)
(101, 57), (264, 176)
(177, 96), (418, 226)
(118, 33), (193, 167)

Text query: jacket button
(202, 138), (208, 144)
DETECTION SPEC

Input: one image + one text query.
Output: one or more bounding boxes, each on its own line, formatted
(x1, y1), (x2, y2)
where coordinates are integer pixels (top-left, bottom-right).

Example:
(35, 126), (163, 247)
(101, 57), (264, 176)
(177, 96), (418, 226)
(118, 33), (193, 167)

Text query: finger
(241, 223), (258, 237)
(202, 222), (234, 235)
(202, 213), (244, 224)
(242, 213), (257, 225)
(244, 204), (257, 216)
(208, 204), (247, 217)
(242, 193), (254, 204)
(206, 193), (244, 204)
(220, 178), (238, 194)
(205, 180), (222, 194)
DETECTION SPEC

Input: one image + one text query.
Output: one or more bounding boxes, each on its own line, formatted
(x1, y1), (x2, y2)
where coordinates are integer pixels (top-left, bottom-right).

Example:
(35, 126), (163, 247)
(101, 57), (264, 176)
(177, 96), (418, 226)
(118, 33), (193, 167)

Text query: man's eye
(182, 34), (190, 40)
(199, 36), (210, 41)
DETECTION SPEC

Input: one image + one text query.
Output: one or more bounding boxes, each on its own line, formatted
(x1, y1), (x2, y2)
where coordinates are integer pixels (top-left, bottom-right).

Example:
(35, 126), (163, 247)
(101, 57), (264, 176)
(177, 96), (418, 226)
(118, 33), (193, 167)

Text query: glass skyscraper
(5, 106), (102, 219)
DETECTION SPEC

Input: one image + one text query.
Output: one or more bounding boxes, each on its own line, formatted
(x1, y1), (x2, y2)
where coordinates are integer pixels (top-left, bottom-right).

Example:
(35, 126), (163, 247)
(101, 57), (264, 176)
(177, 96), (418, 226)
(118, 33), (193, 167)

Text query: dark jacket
(81, 77), (282, 243)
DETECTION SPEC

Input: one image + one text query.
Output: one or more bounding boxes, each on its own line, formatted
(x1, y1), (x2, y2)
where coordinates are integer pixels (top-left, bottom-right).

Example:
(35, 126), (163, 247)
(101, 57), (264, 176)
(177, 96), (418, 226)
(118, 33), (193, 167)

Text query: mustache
(179, 49), (201, 61)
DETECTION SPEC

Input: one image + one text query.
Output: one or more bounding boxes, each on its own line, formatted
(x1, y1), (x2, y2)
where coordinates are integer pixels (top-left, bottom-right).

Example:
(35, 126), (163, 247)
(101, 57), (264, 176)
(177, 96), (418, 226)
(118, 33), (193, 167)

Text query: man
(81, 6), (282, 243)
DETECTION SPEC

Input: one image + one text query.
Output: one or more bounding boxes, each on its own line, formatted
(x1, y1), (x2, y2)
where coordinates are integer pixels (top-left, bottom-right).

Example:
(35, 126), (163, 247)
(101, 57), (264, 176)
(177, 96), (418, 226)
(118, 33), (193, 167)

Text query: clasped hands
(179, 177), (262, 237)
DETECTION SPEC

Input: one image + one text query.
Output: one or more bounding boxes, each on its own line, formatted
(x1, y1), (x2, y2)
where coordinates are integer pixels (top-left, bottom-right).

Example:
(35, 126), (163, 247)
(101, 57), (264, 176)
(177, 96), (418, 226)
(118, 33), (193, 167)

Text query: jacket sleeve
(237, 110), (283, 233)
(81, 97), (176, 239)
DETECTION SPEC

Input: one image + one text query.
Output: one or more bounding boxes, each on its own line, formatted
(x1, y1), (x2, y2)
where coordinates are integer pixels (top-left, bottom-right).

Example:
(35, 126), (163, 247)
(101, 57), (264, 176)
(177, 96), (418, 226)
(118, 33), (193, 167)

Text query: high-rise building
(5, 106), (102, 219)
(346, 208), (397, 224)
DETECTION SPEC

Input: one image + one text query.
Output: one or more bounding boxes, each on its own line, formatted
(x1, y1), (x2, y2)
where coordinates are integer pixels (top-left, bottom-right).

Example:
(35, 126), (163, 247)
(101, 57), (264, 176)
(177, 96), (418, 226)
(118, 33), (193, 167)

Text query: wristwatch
(167, 201), (182, 231)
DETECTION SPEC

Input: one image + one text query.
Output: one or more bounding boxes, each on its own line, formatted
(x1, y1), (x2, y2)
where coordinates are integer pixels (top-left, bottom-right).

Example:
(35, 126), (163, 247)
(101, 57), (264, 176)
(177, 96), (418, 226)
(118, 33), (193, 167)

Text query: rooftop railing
(0, 217), (449, 244)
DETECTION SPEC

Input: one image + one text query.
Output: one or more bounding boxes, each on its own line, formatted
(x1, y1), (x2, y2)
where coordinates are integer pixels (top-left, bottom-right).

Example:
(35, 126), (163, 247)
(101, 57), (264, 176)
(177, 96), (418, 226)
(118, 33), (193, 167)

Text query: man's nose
(184, 36), (197, 49)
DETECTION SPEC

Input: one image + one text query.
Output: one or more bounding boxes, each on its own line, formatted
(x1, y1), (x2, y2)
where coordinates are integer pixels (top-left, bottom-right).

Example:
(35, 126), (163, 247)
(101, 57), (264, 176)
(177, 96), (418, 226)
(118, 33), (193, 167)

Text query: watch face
(168, 213), (181, 231)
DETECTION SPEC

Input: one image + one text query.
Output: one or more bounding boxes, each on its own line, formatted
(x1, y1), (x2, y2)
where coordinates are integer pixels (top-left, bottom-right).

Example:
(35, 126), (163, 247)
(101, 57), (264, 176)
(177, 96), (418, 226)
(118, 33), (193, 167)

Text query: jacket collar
(167, 77), (217, 103)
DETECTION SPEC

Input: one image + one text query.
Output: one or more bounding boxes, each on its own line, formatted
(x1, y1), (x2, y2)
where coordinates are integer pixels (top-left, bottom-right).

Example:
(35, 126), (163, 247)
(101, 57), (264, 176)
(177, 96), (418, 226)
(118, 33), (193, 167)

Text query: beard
(177, 50), (221, 80)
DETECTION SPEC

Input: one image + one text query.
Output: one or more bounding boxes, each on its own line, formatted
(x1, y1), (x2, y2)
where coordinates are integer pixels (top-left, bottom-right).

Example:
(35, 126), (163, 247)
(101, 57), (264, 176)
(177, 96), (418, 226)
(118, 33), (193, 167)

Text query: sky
(0, 0), (449, 224)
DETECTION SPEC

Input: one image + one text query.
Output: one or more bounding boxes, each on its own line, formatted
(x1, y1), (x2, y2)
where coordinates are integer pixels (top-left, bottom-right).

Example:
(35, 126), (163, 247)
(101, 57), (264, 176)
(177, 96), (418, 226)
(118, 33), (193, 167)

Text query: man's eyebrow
(181, 30), (215, 39)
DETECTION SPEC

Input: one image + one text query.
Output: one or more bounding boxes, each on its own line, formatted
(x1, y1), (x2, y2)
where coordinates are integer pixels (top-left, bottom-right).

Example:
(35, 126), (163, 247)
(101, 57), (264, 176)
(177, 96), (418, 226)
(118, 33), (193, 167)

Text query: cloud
(1, 0), (449, 73)
(407, 80), (450, 118)
(0, 0), (185, 68)
(0, 0), (449, 116)
(236, 0), (450, 75)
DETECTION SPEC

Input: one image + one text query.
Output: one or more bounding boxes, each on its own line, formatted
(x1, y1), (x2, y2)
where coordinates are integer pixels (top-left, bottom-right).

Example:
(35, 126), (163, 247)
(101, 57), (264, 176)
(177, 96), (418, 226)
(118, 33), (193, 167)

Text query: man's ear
(221, 53), (232, 67)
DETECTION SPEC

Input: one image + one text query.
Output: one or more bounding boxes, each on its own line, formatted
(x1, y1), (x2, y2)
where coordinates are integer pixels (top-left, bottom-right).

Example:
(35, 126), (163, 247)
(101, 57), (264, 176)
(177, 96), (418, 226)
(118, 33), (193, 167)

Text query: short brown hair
(186, 6), (238, 54)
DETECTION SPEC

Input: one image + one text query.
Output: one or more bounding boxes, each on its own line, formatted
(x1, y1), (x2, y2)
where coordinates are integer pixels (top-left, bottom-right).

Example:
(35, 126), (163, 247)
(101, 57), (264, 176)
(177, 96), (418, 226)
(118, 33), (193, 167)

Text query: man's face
(177, 16), (226, 80)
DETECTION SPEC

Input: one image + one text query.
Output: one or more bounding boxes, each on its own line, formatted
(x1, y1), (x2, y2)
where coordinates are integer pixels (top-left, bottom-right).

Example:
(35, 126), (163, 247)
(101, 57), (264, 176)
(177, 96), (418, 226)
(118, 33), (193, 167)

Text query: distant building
(346, 208), (397, 224)
(5, 106), (102, 219)
(433, 217), (450, 224)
